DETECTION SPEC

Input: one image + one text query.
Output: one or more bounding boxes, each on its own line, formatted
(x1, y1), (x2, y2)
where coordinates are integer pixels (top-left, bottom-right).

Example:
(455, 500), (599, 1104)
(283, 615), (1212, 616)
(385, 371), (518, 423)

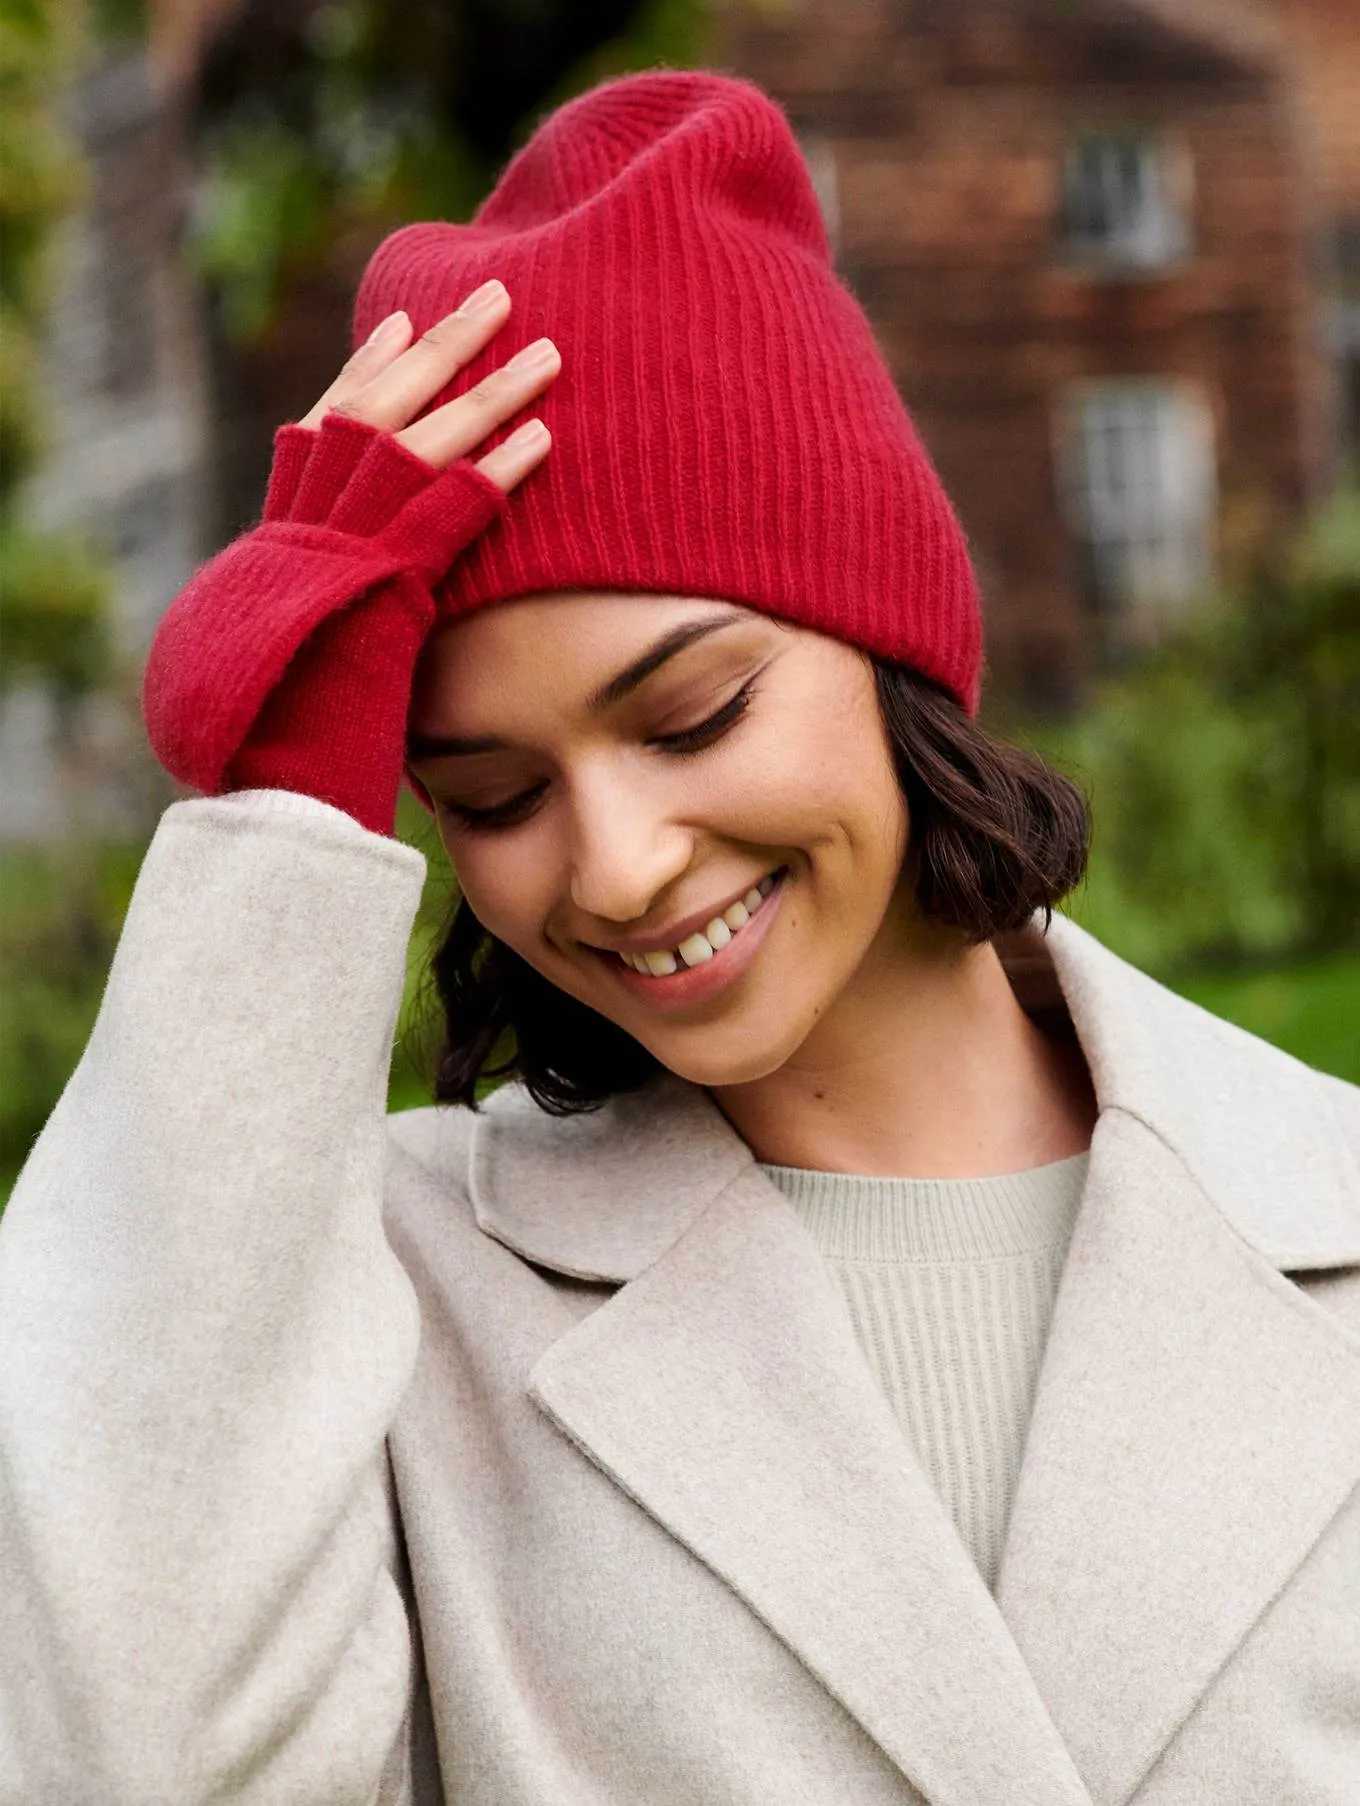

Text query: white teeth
(621, 875), (782, 977)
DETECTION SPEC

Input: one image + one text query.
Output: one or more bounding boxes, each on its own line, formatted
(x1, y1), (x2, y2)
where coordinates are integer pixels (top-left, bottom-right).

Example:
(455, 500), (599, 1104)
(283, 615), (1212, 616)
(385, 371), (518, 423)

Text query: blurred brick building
(7, 0), (1358, 841)
(717, 0), (1360, 709)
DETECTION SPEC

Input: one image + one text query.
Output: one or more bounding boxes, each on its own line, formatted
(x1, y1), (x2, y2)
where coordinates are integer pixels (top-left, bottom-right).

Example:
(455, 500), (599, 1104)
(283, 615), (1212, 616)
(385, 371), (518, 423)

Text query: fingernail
(455, 278), (507, 316)
(506, 337), (558, 372)
(365, 310), (409, 345)
(504, 418), (550, 450)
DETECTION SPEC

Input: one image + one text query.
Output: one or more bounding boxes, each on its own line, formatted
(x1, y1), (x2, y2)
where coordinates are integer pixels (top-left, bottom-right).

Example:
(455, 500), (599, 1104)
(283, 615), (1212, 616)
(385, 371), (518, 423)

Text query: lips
(611, 873), (779, 976)
(588, 867), (788, 1010)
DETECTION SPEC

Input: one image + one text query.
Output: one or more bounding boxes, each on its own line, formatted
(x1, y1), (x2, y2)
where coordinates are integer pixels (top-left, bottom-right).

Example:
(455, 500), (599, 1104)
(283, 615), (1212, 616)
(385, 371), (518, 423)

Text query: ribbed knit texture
(142, 415), (507, 833)
(352, 70), (983, 712)
(760, 1153), (1090, 1592)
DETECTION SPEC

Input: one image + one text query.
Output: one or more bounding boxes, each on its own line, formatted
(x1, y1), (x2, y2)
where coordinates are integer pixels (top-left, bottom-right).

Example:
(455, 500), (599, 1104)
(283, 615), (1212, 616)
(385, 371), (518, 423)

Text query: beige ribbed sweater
(760, 1153), (1090, 1591)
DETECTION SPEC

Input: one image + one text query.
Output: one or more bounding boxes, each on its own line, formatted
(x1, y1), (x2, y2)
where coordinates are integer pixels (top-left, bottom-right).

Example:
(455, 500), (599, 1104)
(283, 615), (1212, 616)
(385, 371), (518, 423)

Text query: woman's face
(407, 593), (912, 1087)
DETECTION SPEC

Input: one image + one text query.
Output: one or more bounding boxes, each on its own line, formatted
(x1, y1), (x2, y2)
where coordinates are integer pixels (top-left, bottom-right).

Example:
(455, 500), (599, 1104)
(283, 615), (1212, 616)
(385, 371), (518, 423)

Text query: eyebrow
(406, 610), (744, 761)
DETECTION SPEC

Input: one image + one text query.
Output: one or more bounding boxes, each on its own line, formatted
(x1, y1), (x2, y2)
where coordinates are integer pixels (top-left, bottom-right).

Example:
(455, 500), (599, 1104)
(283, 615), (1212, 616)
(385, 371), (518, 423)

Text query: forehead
(413, 592), (762, 719)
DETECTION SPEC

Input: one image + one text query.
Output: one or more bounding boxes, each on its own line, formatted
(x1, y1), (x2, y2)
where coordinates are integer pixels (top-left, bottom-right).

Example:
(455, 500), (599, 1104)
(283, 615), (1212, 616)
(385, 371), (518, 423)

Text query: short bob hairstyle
(429, 660), (1090, 1114)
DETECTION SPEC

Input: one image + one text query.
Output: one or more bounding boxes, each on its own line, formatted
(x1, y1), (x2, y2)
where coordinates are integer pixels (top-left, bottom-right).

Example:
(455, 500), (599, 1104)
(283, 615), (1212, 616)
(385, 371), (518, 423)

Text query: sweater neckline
(756, 1152), (1090, 1262)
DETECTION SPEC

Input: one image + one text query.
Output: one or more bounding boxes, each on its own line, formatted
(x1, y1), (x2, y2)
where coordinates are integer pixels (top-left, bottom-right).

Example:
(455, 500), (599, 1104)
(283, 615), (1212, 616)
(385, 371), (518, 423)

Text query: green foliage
(87, 0), (146, 47)
(190, 119), (333, 345)
(0, 308), (43, 497)
(0, 0), (112, 691)
(190, 0), (713, 344)
(1031, 485), (1360, 974)
(0, 0), (85, 501)
(388, 791), (457, 1111)
(0, 838), (143, 1198)
(528, 0), (714, 133)
(0, 523), (111, 694)
(1176, 953), (1360, 1084)
(0, 0), (85, 326)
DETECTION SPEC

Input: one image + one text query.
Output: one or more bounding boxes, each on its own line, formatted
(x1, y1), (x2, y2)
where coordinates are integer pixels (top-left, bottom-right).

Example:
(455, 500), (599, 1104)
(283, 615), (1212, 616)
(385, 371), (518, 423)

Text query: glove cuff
(262, 425), (315, 523)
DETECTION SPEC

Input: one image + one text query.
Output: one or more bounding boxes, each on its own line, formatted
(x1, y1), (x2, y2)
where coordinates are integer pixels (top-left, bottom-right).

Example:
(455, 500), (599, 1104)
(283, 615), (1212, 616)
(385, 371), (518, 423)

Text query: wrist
(224, 576), (432, 837)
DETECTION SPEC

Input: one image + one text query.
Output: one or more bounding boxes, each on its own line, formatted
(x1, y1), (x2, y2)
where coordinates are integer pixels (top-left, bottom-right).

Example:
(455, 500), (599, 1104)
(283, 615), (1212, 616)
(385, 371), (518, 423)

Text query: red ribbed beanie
(354, 68), (982, 712)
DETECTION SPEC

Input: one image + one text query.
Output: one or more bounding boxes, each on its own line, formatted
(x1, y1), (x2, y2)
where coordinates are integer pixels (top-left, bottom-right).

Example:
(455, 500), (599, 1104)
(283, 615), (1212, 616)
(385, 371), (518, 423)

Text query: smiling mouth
(602, 870), (785, 978)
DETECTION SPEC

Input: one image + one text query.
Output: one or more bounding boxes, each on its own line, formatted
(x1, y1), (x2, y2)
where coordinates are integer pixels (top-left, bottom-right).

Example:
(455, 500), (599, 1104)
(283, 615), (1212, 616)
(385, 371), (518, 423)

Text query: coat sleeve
(0, 793), (428, 1806)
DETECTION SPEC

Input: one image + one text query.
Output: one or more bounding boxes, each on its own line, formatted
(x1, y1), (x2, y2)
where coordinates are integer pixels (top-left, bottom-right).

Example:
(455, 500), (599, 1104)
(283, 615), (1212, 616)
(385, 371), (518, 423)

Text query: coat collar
(468, 1066), (744, 1284)
(462, 915), (1360, 1806)
(469, 912), (1360, 1281)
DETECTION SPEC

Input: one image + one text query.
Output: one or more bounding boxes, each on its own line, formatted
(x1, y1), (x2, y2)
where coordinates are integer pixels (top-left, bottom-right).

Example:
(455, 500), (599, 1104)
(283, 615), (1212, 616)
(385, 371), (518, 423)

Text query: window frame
(794, 130), (841, 262)
(1053, 378), (1217, 641)
(1058, 130), (1193, 276)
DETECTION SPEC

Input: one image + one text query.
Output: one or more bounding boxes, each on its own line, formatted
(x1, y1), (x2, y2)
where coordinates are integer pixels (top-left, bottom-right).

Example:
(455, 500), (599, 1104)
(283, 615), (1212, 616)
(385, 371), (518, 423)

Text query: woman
(1, 68), (1357, 1806)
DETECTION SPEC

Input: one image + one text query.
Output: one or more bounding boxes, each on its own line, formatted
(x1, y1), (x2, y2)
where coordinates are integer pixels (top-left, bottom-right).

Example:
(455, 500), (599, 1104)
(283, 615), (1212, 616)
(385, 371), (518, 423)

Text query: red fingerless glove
(142, 414), (508, 835)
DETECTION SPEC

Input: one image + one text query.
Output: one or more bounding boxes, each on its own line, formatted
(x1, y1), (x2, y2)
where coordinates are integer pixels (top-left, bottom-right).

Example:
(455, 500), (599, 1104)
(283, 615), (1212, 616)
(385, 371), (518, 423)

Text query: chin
(636, 1016), (812, 1091)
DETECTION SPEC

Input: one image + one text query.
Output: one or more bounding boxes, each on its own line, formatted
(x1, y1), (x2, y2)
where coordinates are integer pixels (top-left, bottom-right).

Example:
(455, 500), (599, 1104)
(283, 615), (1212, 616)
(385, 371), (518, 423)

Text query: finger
(331, 282), (513, 433)
(298, 312), (415, 429)
(471, 418), (553, 493)
(394, 338), (562, 469)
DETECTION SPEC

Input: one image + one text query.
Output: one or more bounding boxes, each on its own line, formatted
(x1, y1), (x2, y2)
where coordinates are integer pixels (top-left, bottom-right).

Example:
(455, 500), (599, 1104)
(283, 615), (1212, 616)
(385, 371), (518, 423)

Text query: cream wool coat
(1, 794), (1358, 1806)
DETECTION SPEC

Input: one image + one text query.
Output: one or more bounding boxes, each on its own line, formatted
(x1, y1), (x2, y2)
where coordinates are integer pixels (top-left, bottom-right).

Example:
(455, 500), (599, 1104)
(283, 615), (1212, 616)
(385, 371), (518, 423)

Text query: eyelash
(653, 678), (755, 755)
(442, 680), (757, 832)
(443, 784), (548, 832)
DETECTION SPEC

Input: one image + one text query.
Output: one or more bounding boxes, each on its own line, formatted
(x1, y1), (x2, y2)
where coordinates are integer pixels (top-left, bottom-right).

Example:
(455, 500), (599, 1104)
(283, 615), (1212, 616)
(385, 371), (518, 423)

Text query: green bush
(1029, 485), (1360, 976)
(387, 795), (458, 1111)
(0, 524), (111, 695)
(0, 0), (113, 695)
(1176, 953), (1360, 1084)
(0, 840), (142, 1193)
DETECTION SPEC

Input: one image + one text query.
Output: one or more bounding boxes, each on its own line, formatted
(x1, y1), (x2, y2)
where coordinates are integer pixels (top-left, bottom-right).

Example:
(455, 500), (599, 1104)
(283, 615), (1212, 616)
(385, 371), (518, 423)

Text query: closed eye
(440, 781), (548, 831)
(650, 680), (756, 754)
(437, 680), (757, 831)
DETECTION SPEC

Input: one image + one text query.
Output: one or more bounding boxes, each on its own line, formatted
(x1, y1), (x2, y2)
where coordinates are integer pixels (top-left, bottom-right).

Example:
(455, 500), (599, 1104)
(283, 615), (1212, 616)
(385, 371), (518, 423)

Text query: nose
(565, 768), (693, 925)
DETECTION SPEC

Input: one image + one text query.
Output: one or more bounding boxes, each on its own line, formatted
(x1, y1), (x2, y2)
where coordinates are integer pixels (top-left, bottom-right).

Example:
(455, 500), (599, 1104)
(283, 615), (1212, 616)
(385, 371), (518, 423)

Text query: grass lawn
(1170, 951), (1359, 1085)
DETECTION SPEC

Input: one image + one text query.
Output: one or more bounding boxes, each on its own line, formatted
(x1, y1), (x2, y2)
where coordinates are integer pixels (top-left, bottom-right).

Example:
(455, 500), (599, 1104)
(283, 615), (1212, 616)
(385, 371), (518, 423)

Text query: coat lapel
(465, 917), (1360, 1806)
(995, 917), (1360, 1806)
(468, 1074), (746, 1282)
(468, 1076), (1090, 1804)
(526, 1158), (1092, 1806)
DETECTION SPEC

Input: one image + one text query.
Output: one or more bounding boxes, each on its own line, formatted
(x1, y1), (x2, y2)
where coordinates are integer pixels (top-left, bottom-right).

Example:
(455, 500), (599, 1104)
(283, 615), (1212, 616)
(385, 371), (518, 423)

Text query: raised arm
(0, 286), (559, 1804)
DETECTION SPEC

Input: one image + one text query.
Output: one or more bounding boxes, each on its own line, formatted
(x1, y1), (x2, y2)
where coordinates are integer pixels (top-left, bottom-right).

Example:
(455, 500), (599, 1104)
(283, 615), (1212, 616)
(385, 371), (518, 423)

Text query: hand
(264, 281), (560, 532)
(144, 281), (562, 835)
(299, 280), (559, 489)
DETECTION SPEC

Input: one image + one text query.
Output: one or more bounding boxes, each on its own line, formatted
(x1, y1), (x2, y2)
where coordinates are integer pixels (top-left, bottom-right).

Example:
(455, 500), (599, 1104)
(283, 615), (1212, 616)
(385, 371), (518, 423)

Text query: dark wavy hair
(426, 660), (1089, 1114)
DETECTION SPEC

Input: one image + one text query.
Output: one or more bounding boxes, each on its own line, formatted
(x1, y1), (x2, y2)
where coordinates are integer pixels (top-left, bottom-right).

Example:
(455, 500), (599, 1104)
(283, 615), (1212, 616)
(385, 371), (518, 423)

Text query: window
(795, 132), (840, 261)
(1055, 382), (1215, 635)
(1330, 215), (1360, 454)
(1060, 134), (1190, 272)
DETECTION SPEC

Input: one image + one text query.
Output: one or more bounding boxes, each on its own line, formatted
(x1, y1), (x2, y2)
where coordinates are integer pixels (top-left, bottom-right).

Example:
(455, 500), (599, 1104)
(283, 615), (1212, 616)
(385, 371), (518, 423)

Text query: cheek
(725, 704), (906, 870)
(441, 830), (556, 955)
